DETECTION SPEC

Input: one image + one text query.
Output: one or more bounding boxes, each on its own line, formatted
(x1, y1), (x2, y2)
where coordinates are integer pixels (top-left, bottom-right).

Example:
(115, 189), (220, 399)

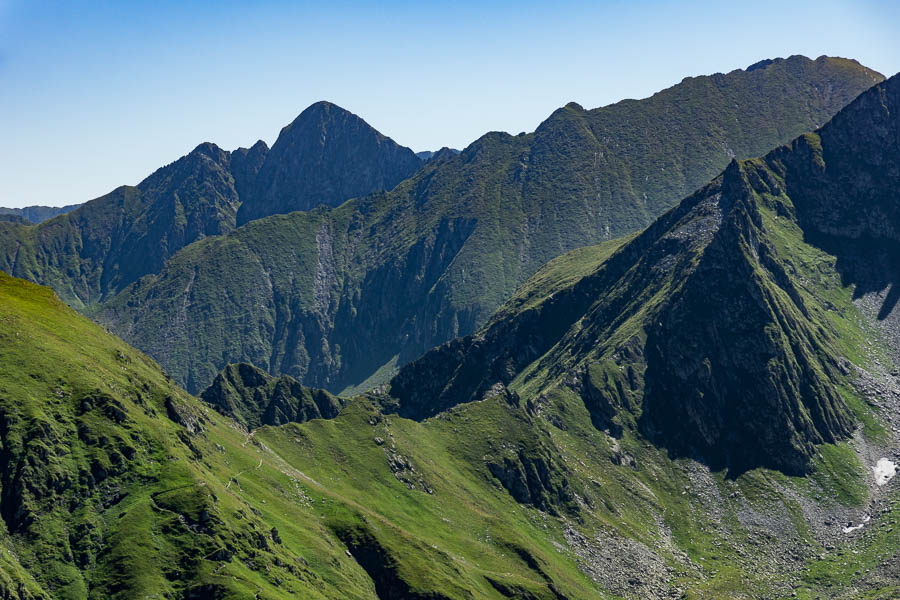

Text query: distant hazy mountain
(91, 56), (884, 393)
(0, 104), (427, 306)
(416, 148), (461, 161)
(0, 203), (80, 224)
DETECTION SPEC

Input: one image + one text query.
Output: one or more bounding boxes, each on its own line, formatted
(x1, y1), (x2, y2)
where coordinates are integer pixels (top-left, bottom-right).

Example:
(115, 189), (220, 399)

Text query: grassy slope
(0, 272), (345, 598)
(0, 272), (605, 599)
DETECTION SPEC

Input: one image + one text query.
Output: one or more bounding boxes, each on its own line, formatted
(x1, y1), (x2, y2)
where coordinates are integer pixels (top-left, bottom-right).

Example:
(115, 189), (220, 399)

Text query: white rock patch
(873, 458), (897, 486)
(842, 515), (871, 534)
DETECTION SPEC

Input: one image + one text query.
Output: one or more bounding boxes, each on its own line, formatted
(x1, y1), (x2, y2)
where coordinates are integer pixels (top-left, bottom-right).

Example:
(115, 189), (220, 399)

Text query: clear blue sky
(1, 0), (898, 208)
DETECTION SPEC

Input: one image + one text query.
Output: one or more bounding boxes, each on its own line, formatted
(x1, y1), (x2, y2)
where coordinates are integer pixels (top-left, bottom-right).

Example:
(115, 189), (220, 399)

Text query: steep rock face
(485, 443), (576, 515)
(783, 82), (900, 241)
(98, 56), (884, 394)
(200, 363), (344, 430)
(638, 163), (855, 474)
(387, 73), (900, 474)
(101, 206), (480, 393)
(236, 102), (423, 225)
(229, 139), (270, 200)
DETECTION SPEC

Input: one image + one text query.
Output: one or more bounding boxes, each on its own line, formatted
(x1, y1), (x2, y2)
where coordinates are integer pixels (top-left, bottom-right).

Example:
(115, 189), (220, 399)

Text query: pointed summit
(236, 101), (422, 225)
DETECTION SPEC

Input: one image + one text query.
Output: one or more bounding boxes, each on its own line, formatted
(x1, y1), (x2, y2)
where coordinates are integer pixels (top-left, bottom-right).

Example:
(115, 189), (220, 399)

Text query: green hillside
(0, 142), (258, 308)
(2, 257), (896, 599)
(0, 271), (601, 599)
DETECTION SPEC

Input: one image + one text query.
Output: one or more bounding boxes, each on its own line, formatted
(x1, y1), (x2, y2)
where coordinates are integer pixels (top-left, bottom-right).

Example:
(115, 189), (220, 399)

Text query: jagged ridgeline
(388, 72), (900, 475)
(91, 56), (884, 394)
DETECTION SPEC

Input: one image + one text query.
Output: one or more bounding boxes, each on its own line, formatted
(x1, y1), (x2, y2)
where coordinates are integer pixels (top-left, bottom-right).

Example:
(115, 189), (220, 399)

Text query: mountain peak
(185, 141), (230, 165)
(284, 100), (363, 133)
(299, 99), (345, 114)
(773, 72), (900, 242)
(247, 138), (269, 153)
(388, 74), (900, 475)
(236, 102), (421, 225)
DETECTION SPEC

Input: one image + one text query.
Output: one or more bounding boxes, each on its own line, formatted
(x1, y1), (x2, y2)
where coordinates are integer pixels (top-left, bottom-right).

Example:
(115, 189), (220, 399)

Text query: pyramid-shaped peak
(236, 101), (422, 225)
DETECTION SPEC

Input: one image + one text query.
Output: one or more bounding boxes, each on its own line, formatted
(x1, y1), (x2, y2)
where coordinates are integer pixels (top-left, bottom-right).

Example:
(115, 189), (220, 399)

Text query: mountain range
(0, 65), (898, 599)
(1, 55), (881, 395)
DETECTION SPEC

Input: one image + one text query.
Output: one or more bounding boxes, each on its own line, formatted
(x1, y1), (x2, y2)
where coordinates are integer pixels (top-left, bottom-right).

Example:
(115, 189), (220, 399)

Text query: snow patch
(873, 458), (897, 486)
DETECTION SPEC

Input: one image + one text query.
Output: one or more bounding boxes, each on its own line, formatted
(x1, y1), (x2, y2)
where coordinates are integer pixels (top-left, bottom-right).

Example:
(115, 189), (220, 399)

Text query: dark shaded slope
(0, 214), (31, 225)
(388, 73), (900, 474)
(637, 162), (855, 474)
(100, 56), (883, 394)
(236, 101), (423, 225)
